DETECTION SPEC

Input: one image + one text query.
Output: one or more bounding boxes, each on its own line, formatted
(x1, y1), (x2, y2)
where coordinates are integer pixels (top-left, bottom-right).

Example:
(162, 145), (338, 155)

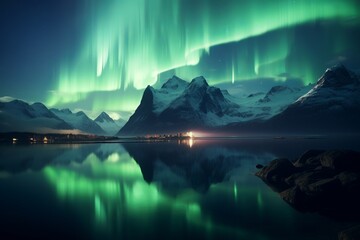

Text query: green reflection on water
(42, 151), (279, 239)
(95, 194), (106, 224)
(43, 156), (209, 231)
(44, 166), (121, 199)
(233, 182), (238, 201)
(257, 191), (264, 209)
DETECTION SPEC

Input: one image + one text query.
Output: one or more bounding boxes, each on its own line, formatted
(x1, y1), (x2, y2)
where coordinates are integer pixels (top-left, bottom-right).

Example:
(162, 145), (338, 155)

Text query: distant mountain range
(0, 100), (73, 133)
(0, 99), (124, 135)
(50, 108), (105, 135)
(1, 65), (359, 136)
(119, 65), (360, 136)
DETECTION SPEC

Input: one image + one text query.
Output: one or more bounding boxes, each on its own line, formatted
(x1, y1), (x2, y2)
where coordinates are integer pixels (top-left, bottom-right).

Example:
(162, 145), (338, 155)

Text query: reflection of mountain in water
(0, 143), (127, 175)
(2, 138), (360, 192)
(122, 141), (274, 193)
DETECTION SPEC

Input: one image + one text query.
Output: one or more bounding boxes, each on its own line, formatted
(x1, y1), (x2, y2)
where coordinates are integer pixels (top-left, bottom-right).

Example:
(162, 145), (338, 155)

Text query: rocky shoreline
(256, 150), (360, 240)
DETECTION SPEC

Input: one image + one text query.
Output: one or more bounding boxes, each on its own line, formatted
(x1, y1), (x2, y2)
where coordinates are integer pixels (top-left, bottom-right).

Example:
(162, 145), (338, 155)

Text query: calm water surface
(0, 138), (359, 239)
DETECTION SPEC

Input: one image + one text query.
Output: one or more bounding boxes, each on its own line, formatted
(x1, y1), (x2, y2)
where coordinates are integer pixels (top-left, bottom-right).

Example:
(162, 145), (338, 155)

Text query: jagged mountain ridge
(118, 76), (243, 135)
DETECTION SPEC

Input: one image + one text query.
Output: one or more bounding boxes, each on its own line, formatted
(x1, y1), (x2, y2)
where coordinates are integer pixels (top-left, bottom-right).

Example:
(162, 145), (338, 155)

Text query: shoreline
(1, 131), (360, 145)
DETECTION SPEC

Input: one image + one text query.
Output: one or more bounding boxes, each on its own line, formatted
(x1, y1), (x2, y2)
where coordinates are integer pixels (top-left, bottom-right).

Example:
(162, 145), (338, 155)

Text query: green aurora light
(47, 0), (360, 112)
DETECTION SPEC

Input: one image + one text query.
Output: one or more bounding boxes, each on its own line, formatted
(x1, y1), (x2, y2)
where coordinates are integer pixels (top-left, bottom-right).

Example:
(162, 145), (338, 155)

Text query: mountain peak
(9, 99), (29, 107)
(75, 111), (86, 117)
(190, 76), (208, 87)
(95, 112), (114, 123)
(60, 108), (72, 114)
(161, 76), (188, 90)
(31, 102), (47, 109)
(143, 85), (155, 97)
(184, 76), (209, 97)
(317, 64), (358, 88)
(267, 86), (293, 95)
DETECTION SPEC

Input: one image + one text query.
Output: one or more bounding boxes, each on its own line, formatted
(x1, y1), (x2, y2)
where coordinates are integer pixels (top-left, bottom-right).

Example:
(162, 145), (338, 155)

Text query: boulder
(280, 186), (306, 207)
(338, 225), (360, 240)
(287, 168), (338, 191)
(307, 177), (341, 194)
(256, 158), (298, 182)
(294, 149), (325, 168)
(337, 171), (360, 186)
(336, 171), (360, 193)
(320, 150), (360, 171)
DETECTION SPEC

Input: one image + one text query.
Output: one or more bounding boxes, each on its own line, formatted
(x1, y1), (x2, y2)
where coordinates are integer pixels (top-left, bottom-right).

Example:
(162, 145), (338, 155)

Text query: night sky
(0, 0), (360, 117)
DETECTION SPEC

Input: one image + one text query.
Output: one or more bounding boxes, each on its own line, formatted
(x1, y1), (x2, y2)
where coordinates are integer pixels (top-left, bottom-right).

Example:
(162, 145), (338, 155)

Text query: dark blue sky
(0, 0), (85, 99)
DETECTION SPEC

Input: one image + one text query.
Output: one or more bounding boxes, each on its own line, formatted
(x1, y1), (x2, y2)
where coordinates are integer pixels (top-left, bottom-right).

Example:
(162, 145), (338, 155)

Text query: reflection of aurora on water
(42, 145), (285, 239)
(45, 0), (360, 113)
(1, 140), (356, 239)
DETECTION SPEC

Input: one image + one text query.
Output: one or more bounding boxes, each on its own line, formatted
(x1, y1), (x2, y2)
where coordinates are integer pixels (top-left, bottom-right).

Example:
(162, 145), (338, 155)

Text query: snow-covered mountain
(266, 65), (360, 133)
(51, 108), (105, 135)
(0, 99), (73, 132)
(291, 65), (359, 107)
(94, 112), (122, 136)
(229, 84), (313, 120)
(118, 76), (243, 135)
(0, 98), (119, 135)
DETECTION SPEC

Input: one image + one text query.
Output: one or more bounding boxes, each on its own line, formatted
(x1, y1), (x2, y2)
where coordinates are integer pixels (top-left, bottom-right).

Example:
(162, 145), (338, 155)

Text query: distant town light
(188, 131), (193, 138)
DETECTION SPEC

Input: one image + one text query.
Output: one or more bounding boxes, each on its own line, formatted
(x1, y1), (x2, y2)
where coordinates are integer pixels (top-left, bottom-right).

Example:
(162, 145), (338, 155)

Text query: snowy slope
(159, 76), (242, 126)
(94, 112), (122, 136)
(51, 108), (105, 135)
(152, 75), (189, 113)
(292, 65), (360, 108)
(262, 65), (360, 133)
(0, 99), (73, 132)
(227, 84), (313, 120)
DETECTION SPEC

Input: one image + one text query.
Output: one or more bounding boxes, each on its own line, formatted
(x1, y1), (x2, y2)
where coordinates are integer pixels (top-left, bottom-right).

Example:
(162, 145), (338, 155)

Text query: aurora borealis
(1, 0), (360, 114)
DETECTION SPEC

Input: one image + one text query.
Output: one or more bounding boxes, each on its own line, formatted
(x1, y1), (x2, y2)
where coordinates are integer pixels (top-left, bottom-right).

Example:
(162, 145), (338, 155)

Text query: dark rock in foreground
(338, 225), (360, 240)
(256, 150), (360, 219)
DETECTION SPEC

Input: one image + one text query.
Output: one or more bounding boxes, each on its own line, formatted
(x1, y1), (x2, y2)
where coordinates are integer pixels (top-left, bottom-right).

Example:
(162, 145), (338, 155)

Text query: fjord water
(0, 138), (359, 240)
